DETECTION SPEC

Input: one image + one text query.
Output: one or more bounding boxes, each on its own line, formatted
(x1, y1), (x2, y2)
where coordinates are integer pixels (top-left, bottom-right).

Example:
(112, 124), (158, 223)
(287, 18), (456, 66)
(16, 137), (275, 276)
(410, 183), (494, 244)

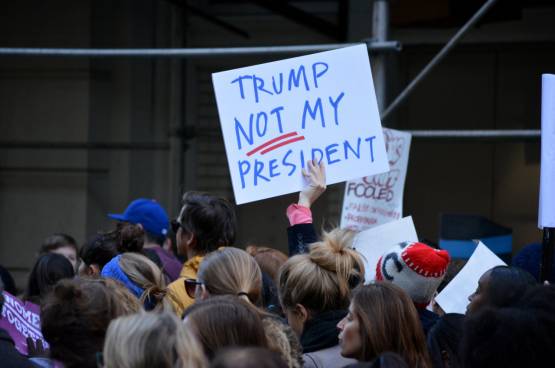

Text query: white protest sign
(435, 242), (506, 314)
(341, 128), (412, 231)
(212, 45), (388, 204)
(352, 216), (418, 282)
(539, 74), (555, 228)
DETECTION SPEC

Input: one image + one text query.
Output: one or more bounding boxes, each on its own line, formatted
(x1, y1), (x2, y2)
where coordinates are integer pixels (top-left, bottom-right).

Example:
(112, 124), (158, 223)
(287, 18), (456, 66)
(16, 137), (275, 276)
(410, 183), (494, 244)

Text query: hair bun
(118, 223), (145, 253)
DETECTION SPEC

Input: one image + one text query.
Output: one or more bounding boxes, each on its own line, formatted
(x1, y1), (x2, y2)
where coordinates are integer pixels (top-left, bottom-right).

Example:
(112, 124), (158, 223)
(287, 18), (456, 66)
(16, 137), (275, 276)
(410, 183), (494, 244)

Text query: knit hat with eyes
(376, 242), (450, 308)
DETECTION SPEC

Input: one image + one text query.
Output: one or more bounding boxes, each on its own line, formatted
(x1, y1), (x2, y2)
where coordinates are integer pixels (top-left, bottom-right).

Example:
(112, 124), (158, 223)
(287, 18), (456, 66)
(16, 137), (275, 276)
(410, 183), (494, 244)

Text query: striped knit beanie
(376, 242), (450, 308)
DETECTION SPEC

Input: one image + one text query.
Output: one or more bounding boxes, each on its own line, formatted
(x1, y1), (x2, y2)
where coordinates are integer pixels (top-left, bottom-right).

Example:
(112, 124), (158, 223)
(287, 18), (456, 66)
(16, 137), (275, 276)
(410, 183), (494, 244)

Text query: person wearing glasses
(166, 192), (237, 317)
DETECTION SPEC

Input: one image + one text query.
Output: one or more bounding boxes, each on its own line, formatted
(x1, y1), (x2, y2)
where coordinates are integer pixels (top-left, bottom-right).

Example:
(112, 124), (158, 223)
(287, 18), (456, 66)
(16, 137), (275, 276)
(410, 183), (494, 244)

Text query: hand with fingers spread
(26, 337), (49, 358)
(298, 160), (327, 208)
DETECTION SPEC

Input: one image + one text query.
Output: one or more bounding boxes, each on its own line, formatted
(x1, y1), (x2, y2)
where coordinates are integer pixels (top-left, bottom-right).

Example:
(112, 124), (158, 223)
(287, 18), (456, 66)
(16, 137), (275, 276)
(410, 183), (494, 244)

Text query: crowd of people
(1, 160), (554, 368)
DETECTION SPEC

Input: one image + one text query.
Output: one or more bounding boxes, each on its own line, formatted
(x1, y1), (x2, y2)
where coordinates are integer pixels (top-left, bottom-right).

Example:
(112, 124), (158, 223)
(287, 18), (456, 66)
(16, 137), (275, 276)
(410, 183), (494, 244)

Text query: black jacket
(0, 328), (36, 368)
(287, 223), (318, 256)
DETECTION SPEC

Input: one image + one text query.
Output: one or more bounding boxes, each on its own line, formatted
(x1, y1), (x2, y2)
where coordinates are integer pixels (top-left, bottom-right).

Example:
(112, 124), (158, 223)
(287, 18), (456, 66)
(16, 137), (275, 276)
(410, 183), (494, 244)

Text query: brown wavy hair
(351, 282), (431, 368)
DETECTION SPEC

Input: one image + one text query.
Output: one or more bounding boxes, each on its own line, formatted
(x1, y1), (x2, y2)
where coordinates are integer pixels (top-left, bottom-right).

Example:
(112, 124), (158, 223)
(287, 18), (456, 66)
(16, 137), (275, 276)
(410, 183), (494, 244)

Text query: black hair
(485, 266), (537, 308)
(427, 314), (464, 368)
(260, 272), (282, 316)
(0, 265), (17, 295)
(79, 234), (118, 269)
(144, 231), (166, 247)
(39, 233), (78, 254)
(461, 285), (555, 368)
(25, 253), (75, 304)
(178, 192), (237, 253)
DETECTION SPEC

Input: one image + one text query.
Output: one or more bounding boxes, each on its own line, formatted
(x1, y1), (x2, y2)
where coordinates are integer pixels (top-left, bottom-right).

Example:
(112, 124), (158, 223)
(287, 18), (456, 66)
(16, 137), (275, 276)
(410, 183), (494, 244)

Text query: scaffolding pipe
(0, 42), (401, 58)
(380, 0), (499, 121)
(372, 0), (390, 113)
(0, 130), (540, 151)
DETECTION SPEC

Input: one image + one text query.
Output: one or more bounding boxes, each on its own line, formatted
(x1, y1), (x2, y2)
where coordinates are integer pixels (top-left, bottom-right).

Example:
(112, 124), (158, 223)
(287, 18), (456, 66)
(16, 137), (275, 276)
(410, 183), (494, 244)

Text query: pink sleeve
(286, 204), (313, 226)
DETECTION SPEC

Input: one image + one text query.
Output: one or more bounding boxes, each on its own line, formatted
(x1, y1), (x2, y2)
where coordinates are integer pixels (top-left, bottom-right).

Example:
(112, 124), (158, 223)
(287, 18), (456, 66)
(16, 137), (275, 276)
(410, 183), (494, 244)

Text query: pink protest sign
(0, 291), (47, 355)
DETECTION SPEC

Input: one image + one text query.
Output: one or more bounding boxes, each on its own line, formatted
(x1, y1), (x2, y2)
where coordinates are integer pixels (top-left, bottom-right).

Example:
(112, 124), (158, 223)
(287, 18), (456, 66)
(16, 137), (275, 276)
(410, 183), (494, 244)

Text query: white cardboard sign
(352, 216), (418, 282)
(435, 242), (506, 315)
(212, 45), (388, 204)
(341, 128), (412, 231)
(539, 74), (555, 228)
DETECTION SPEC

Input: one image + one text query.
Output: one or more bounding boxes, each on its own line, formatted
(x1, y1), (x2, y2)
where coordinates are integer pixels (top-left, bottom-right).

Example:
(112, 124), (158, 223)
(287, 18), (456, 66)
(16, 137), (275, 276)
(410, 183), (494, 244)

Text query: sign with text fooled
(341, 128), (411, 231)
(0, 291), (48, 355)
(212, 45), (388, 204)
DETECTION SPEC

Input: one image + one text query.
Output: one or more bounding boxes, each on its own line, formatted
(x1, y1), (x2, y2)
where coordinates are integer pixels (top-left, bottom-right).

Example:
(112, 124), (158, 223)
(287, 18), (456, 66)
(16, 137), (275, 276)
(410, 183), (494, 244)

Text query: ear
(88, 264), (101, 277)
(294, 304), (309, 324)
(198, 284), (210, 300)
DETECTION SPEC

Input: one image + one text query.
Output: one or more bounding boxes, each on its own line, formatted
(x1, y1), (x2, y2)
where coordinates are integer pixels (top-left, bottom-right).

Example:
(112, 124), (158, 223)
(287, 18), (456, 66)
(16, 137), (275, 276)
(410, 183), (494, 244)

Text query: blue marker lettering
(325, 143), (340, 165)
(270, 106), (285, 133)
(272, 73), (284, 95)
(256, 112), (268, 137)
(312, 62), (328, 88)
(288, 65), (310, 91)
(301, 98), (325, 129)
(282, 149), (296, 176)
(235, 115), (254, 150)
(253, 74), (273, 103)
(329, 92), (345, 126)
(269, 159), (280, 178)
(365, 136), (376, 162)
(254, 160), (270, 186)
(344, 138), (361, 160)
(230, 75), (253, 100)
(311, 148), (324, 164)
(238, 160), (251, 189)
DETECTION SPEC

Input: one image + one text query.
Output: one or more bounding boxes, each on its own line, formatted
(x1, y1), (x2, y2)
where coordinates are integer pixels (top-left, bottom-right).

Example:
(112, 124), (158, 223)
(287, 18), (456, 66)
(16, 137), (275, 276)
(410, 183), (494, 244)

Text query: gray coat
(303, 345), (357, 368)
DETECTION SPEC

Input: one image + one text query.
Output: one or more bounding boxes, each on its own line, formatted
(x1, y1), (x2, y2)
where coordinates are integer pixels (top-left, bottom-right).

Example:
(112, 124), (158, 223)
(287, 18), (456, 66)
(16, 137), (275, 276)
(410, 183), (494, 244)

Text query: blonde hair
(102, 278), (143, 314)
(118, 253), (167, 308)
(198, 247), (262, 304)
(278, 228), (364, 313)
(103, 310), (207, 368)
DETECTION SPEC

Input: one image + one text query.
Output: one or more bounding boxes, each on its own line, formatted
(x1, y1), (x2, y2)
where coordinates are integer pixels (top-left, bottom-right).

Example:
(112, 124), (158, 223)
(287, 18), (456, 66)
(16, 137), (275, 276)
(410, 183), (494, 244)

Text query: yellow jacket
(166, 255), (204, 317)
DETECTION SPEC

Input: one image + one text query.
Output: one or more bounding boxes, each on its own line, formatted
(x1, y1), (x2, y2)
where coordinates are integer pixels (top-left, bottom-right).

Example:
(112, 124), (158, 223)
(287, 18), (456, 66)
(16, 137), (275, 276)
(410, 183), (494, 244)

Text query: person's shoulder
(303, 345), (356, 368)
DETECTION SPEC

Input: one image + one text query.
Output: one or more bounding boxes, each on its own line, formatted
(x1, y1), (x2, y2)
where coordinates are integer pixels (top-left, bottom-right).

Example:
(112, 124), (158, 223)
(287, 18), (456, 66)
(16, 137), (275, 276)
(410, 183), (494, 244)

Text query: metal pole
(0, 130), (540, 150)
(0, 42), (401, 58)
(541, 228), (555, 282)
(407, 129), (540, 139)
(380, 0), (499, 120)
(372, 0), (389, 113)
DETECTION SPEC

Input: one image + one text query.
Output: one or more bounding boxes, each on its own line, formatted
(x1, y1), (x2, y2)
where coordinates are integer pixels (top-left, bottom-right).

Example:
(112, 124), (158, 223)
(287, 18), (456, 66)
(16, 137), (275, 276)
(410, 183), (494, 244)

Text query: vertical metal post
(372, 0), (389, 113)
(541, 228), (555, 282)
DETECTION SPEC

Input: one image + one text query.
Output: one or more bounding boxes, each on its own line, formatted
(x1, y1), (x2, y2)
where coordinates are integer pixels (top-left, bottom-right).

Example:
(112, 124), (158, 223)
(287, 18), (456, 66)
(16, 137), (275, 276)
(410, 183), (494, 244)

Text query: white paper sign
(435, 242), (506, 314)
(341, 128), (412, 231)
(212, 45), (388, 204)
(539, 74), (555, 228)
(352, 216), (418, 282)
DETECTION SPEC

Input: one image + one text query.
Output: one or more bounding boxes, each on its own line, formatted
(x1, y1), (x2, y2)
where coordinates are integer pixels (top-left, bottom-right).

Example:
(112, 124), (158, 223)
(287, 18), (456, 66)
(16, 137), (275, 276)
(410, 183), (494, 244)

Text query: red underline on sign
(260, 136), (306, 155)
(246, 132), (299, 157)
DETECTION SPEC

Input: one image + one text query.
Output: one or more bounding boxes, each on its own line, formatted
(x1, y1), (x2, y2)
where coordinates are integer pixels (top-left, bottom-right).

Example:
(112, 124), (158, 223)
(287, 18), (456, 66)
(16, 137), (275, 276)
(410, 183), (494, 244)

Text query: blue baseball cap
(108, 198), (170, 237)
